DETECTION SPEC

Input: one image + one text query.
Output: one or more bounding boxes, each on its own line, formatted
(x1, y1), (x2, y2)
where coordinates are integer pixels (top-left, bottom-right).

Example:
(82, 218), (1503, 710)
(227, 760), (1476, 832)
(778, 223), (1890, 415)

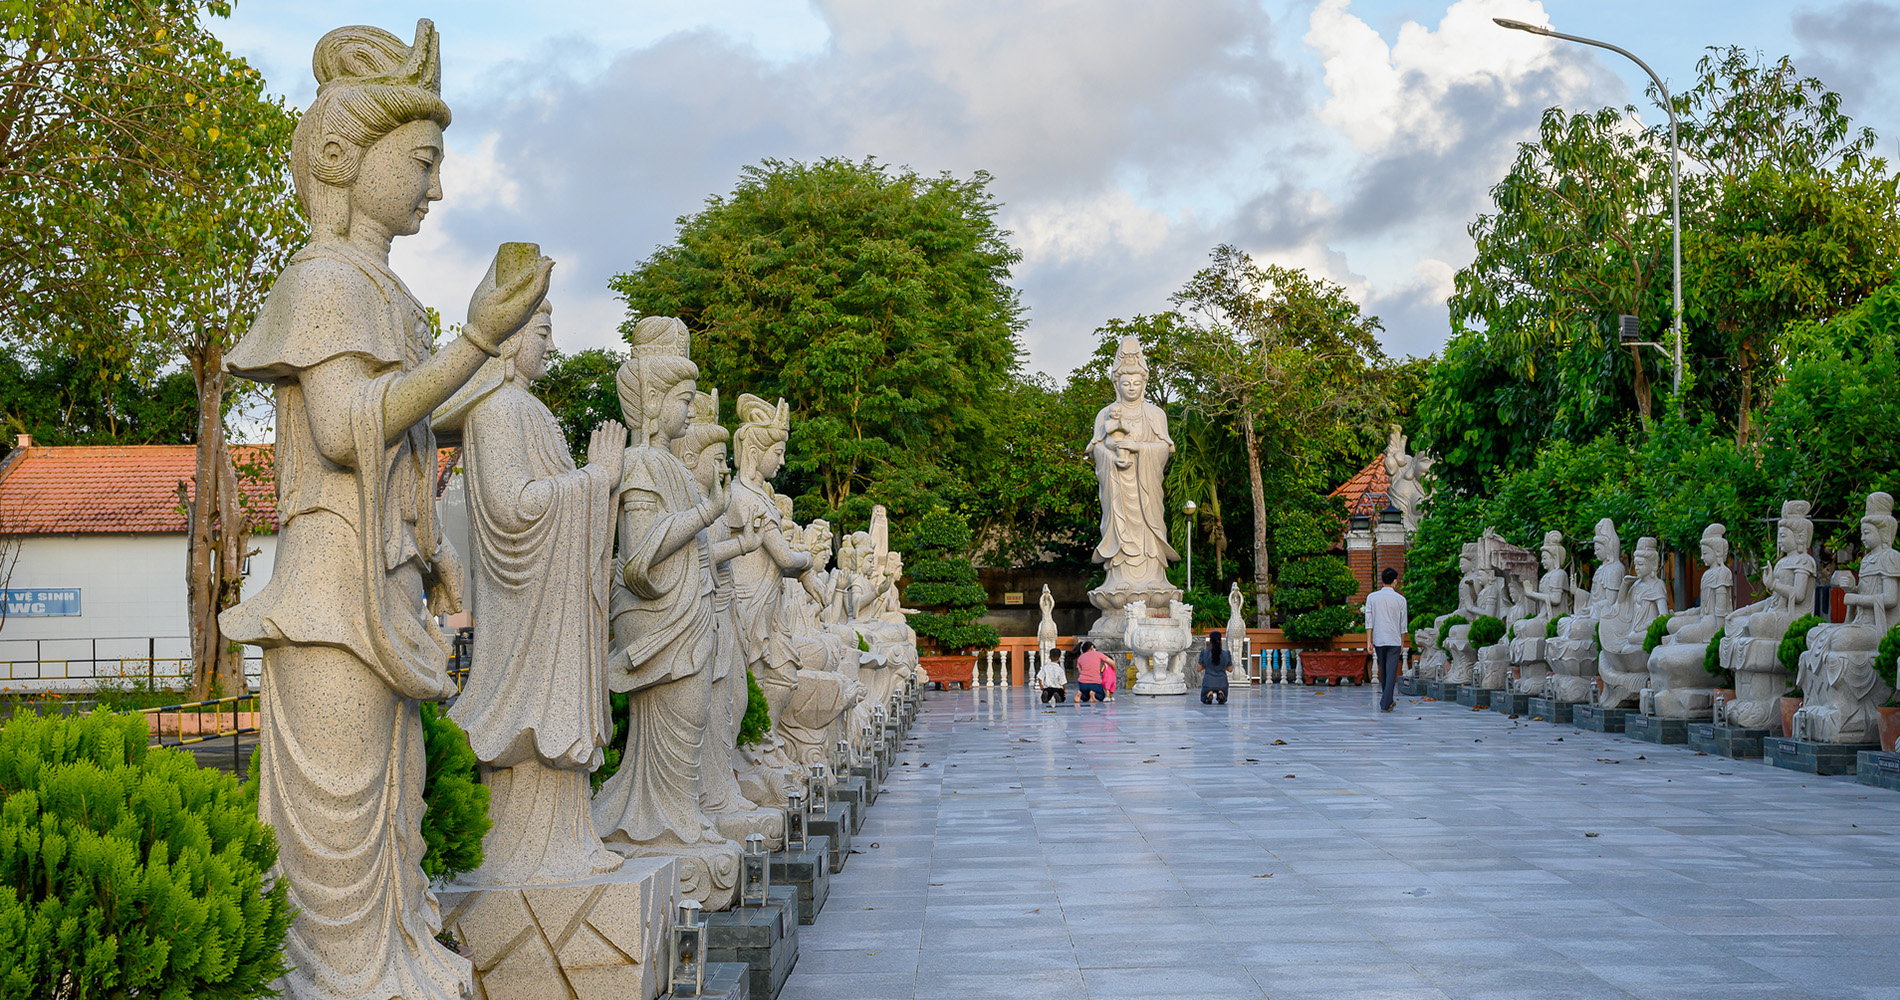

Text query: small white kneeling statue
(436, 302), (625, 886)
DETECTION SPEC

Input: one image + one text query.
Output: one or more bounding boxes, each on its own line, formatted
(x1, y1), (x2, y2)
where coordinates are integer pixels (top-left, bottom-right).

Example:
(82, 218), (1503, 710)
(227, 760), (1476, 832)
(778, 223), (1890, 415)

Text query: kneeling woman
(1200, 632), (1233, 705)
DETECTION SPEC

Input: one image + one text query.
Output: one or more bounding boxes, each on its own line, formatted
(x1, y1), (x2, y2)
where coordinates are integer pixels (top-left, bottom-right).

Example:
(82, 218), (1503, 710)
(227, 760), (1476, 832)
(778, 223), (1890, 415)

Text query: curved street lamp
(1494, 17), (1684, 411)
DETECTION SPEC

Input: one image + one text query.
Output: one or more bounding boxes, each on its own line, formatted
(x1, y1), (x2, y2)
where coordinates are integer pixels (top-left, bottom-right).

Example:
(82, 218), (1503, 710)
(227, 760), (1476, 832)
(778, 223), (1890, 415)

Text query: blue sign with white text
(5, 589), (80, 617)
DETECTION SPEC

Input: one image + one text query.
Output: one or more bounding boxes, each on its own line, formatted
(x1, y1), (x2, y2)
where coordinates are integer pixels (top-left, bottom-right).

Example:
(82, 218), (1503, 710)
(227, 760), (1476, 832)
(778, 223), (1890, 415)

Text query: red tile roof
(0, 444), (457, 535)
(1329, 457), (1390, 519)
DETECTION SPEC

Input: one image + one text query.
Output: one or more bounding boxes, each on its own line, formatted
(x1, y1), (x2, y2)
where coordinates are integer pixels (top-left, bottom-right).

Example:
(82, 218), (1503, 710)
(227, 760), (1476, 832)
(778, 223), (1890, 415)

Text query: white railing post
(969, 657), (978, 690)
(1294, 650), (1304, 685)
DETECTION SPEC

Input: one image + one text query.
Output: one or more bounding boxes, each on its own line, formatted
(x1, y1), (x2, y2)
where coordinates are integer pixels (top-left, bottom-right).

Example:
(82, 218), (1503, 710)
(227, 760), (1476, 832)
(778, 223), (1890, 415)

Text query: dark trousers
(1077, 682), (1106, 702)
(1376, 645), (1401, 711)
(1200, 686), (1228, 705)
(1040, 686), (1066, 704)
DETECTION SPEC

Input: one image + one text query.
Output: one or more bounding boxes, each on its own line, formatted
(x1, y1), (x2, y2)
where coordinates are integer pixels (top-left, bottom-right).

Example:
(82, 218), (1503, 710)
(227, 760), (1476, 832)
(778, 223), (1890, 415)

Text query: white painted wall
(0, 532), (278, 692)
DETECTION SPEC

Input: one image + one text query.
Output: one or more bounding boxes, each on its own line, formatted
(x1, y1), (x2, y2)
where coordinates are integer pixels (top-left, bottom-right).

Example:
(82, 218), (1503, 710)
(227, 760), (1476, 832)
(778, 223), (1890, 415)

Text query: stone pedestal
(677, 961), (751, 1000)
(770, 840), (831, 925)
(851, 760), (886, 788)
(1687, 723), (1767, 759)
(808, 803), (852, 874)
(1456, 686), (1494, 709)
(834, 775), (873, 815)
(706, 885), (799, 1000)
(1571, 705), (1628, 732)
(1855, 750), (1900, 790)
(1624, 714), (1688, 744)
(1425, 680), (1456, 702)
(1398, 676), (1421, 697)
(1765, 737), (1877, 776)
(1490, 691), (1532, 715)
(1527, 697), (1579, 724)
(440, 856), (678, 1000)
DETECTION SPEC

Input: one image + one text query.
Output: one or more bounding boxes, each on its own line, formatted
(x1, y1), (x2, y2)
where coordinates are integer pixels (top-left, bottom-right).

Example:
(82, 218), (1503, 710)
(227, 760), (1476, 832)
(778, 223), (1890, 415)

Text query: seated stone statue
(775, 520), (861, 770)
(1596, 537), (1669, 708)
(1794, 493), (1899, 743)
(1644, 524), (1732, 718)
(1549, 519), (1622, 703)
(1720, 501), (1816, 731)
(1477, 564), (1537, 690)
(1440, 543), (1489, 685)
(1509, 531), (1573, 695)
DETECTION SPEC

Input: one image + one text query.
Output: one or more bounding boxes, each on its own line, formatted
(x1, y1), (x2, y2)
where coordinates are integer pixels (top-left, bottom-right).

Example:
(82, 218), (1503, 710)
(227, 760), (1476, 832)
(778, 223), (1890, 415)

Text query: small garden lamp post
(1183, 500), (1198, 592)
(1494, 16), (1684, 412)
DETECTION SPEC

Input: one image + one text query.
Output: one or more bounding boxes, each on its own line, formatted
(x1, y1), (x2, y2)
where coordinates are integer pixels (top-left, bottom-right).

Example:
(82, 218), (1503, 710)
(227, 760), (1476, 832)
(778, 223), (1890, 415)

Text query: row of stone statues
(216, 20), (919, 999)
(1412, 499), (1897, 743)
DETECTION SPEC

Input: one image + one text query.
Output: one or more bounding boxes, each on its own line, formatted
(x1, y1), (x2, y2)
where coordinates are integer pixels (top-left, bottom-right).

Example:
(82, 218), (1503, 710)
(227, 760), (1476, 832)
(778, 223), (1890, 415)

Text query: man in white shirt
(1365, 568), (1408, 712)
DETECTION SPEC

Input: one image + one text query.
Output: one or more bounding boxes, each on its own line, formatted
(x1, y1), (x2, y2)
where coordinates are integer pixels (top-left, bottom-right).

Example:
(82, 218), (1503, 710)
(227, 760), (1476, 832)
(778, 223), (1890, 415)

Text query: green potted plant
(1284, 604), (1369, 684)
(904, 506), (999, 688)
(1703, 627), (1735, 709)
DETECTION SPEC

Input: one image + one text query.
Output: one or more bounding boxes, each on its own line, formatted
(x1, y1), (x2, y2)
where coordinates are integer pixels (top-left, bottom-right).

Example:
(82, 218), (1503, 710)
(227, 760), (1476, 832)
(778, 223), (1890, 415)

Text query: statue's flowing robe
(220, 238), (469, 1000)
(594, 447), (722, 849)
(1087, 399), (1178, 585)
(450, 383), (619, 884)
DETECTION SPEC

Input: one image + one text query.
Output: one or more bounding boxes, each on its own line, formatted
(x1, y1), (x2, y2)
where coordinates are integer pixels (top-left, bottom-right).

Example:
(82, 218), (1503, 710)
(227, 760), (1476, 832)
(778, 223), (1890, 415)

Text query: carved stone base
(1546, 675), (1595, 704)
(1490, 691), (1532, 715)
(1456, 686), (1493, 708)
(1133, 673), (1188, 695)
(1526, 697), (1579, 724)
(1624, 714), (1688, 744)
(440, 856), (678, 1000)
(1765, 737), (1877, 776)
(1855, 750), (1900, 791)
(1571, 705), (1628, 732)
(611, 839), (741, 911)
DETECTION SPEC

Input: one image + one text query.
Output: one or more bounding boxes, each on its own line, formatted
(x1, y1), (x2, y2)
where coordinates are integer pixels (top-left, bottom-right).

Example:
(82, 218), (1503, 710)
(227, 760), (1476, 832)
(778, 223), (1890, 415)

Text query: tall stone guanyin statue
(1596, 537), (1669, 709)
(669, 389), (785, 847)
(1794, 493), (1899, 743)
(218, 20), (553, 1000)
(1086, 335), (1180, 632)
(1509, 531), (1573, 695)
(1721, 501), (1817, 731)
(432, 302), (624, 886)
(728, 394), (813, 807)
(1644, 524), (1732, 718)
(592, 317), (745, 909)
(1549, 519), (1624, 703)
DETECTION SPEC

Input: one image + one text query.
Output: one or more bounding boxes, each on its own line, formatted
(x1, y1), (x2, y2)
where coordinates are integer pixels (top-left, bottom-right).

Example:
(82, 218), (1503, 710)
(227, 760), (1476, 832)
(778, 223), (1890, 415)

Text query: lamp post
(1494, 17), (1684, 412)
(1183, 500), (1198, 593)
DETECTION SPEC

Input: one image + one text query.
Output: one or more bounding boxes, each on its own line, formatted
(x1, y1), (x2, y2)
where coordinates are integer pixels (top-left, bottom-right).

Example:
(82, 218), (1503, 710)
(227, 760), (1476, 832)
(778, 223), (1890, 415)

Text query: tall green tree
(0, 1), (303, 697)
(610, 157), (1024, 510)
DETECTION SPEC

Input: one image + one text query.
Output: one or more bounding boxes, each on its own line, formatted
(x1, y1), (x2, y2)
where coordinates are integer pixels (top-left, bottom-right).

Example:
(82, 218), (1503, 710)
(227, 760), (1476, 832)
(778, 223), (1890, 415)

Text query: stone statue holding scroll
(218, 19), (555, 1000)
(592, 317), (745, 909)
(434, 302), (625, 886)
(1086, 336), (1180, 631)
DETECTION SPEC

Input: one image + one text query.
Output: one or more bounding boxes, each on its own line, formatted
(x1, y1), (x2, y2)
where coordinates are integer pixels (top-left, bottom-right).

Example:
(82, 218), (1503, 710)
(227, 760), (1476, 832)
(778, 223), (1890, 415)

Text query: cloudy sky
(212, 0), (1900, 378)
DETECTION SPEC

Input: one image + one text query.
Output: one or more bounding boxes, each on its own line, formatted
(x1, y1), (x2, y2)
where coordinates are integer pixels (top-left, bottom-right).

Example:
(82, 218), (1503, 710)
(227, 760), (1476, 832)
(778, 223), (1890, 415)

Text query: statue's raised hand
(587, 420), (627, 484)
(465, 245), (555, 353)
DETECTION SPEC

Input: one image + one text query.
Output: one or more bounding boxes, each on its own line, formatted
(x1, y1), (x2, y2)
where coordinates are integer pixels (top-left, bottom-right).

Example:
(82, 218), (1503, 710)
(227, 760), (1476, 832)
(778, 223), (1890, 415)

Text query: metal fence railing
(0, 636), (263, 692)
(143, 693), (260, 778)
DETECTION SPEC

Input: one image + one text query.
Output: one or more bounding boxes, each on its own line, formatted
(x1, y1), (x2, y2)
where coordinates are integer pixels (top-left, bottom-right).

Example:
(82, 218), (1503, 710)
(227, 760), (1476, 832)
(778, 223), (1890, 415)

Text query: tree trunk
(1242, 409), (1270, 627)
(186, 342), (249, 700)
(1627, 345), (1652, 427)
(1735, 363), (1754, 446)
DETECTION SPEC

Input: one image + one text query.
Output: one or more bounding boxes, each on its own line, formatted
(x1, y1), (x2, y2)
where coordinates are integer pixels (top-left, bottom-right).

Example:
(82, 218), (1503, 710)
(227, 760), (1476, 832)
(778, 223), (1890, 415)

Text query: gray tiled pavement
(781, 684), (1900, 1000)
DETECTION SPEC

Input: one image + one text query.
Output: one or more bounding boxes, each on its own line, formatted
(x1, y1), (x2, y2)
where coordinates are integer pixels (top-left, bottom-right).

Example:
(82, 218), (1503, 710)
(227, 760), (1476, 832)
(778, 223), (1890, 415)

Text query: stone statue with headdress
(590, 316), (744, 908)
(1794, 493), (1899, 742)
(1721, 500), (1818, 730)
(217, 19), (553, 999)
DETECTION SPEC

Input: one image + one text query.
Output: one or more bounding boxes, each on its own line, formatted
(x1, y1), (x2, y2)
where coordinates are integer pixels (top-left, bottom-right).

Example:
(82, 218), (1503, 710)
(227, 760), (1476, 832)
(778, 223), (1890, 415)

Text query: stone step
(769, 840), (831, 925)
(1490, 691), (1532, 715)
(1456, 686), (1495, 708)
(1624, 714), (1689, 744)
(1856, 750), (1900, 791)
(1688, 723), (1768, 759)
(1571, 705), (1628, 733)
(1765, 737), (1877, 776)
(705, 885), (800, 1000)
(808, 802), (853, 873)
(1526, 697), (1581, 724)
(1398, 676), (1421, 697)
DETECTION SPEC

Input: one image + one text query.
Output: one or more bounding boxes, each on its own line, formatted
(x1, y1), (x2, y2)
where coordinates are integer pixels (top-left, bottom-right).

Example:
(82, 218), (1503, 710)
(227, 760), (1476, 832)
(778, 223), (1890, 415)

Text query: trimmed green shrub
(1778, 614), (1828, 675)
(904, 507), (999, 652)
(593, 691), (629, 792)
(1282, 604), (1362, 646)
(1469, 615), (1506, 648)
(1876, 624), (1900, 693)
(1643, 614), (1673, 654)
(1436, 615), (1469, 651)
(738, 669), (772, 748)
(420, 702), (489, 883)
(1551, 614), (1568, 635)
(1703, 627), (1730, 682)
(0, 709), (291, 998)
(1409, 612), (1437, 634)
